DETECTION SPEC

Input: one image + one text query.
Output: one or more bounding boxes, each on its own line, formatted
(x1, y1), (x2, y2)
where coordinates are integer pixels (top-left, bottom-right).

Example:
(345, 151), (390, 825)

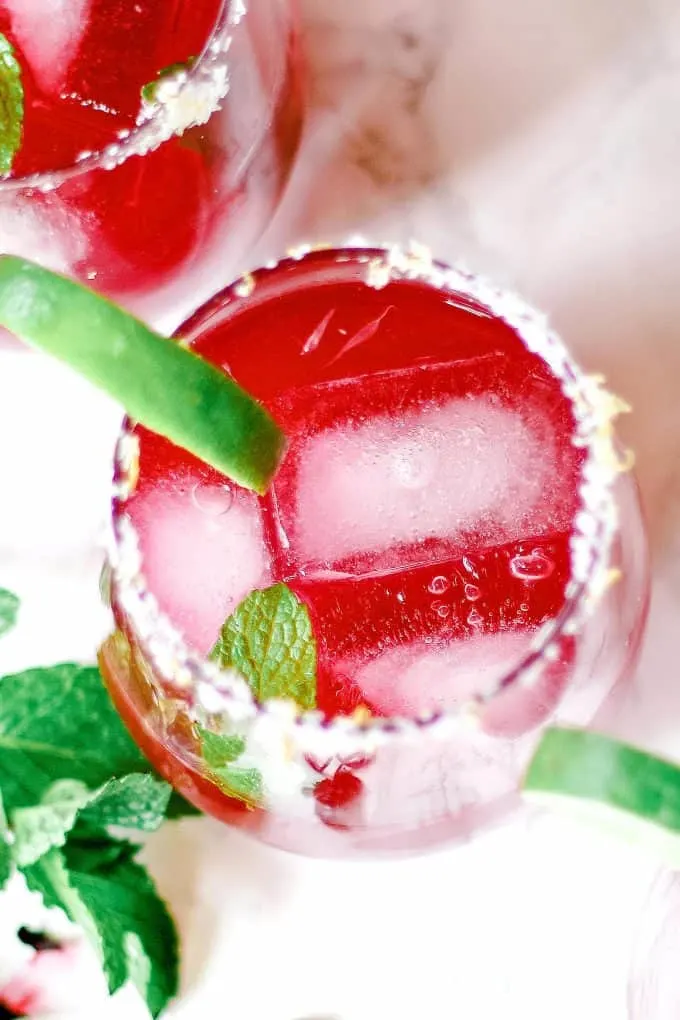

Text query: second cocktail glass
(0, 0), (303, 333)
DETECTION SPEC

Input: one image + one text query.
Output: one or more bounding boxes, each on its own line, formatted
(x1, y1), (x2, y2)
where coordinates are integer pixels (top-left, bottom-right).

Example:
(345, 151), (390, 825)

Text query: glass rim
(0, 0), (241, 192)
(107, 241), (631, 746)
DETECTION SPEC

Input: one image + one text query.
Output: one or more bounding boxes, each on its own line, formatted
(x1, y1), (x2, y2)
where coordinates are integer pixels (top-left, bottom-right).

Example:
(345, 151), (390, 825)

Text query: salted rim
(0, 0), (258, 192)
(107, 241), (632, 744)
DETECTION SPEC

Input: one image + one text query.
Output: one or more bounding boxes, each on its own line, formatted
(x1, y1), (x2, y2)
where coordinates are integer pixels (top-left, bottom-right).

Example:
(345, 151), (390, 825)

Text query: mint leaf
(197, 726), (263, 809)
(0, 664), (150, 812)
(0, 32), (24, 176)
(0, 586), (19, 637)
(165, 791), (202, 819)
(141, 58), (196, 104)
(212, 583), (317, 710)
(12, 779), (91, 867)
(0, 661), (181, 1016)
(200, 729), (246, 767)
(10, 774), (171, 868)
(24, 841), (179, 1018)
(0, 792), (12, 889)
(63, 834), (139, 874)
(125, 931), (153, 1008)
(23, 848), (101, 947)
(213, 765), (263, 806)
(65, 850), (179, 1018)
(80, 774), (171, 832)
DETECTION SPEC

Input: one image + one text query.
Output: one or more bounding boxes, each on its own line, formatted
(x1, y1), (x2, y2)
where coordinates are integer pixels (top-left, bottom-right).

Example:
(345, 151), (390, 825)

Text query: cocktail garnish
(0, 32), (24, 175)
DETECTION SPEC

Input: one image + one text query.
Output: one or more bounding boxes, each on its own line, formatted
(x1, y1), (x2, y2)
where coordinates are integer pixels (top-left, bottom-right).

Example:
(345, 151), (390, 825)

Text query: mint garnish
(204, 584), (318, 805)
(211, 583), (317, 710)
(0, 32), (24, 176)
(141, 58), (196, 104)
(0, 586), (19, 637)
(21, 843), (178, 1016)
(0, 662), (191, 1016)
(0, 792), (11, 888)
(63, 849), (178, 1018)
(80, 772), (172, 832)
(10, 774), (172, 867)
(0, 664), (149, 811)
(198, 727), (263, 809)
(22, 847), (100, 942)
(11, 780), (93, 868)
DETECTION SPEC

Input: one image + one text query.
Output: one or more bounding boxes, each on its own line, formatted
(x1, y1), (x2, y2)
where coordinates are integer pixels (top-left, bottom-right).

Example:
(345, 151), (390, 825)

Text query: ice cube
(127, 480), (271, 654)
(286, 393), (571, 570)
(0, 194), (86, 274)
(345, 629), (534, 717)
(4, 0), (91, 93)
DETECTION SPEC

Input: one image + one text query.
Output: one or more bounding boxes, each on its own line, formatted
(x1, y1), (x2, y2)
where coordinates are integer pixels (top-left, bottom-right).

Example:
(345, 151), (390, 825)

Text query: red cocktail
(0, 0), (303, 333)
(100, 245), (649, 857)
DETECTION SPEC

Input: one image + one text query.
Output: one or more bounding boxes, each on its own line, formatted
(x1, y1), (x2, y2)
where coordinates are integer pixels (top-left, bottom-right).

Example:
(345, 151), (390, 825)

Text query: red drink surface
(123, 259), (582, 721)
(0, 0), (222, 176)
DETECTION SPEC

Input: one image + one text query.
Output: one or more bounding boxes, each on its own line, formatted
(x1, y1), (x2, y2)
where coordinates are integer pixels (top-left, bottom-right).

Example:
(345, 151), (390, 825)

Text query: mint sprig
(0, 32), (24, 176)
(22, 843), (178, 1016)
(0, 586), (19, 637)
(141, 57), (197, 105)
(0, 792), (12, 887)
(11, 774), (172, 868)
(198, 727), (263, 809)
(80, 772), (172, 832)
(0, 664), (150, 811)
(11, 779), (93, 868)
(0, 657), (195, 1016)
(204, 583), (318, 806)
(65, 849), (178, 1018)
(211, 583), (317, 710)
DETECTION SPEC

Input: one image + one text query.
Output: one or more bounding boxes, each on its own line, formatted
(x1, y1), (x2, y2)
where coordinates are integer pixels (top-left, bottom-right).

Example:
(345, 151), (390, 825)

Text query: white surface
(3, 0), (680, 1015)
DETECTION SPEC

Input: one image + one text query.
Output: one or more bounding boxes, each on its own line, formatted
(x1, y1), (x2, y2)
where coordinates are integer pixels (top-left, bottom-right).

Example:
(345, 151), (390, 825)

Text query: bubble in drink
(191, 483), (234, 517)
(509, 549), (555, 581)
(428, 575), (450, 595)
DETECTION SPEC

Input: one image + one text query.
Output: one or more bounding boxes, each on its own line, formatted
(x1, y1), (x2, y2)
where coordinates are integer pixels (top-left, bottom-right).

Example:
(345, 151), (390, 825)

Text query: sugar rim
(108, 241), (630, 744)
(0, 0), (256, 192)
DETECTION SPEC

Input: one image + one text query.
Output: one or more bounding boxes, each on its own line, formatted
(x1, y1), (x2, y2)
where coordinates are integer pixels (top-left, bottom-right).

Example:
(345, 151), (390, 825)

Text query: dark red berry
(314, 767), (363, 809)
(314, 767), (365, 831)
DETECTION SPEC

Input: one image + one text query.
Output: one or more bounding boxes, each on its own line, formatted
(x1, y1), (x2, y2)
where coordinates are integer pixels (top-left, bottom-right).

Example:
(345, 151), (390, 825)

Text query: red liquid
(0, 0), (223, 176)
(124, 263), (581, 721)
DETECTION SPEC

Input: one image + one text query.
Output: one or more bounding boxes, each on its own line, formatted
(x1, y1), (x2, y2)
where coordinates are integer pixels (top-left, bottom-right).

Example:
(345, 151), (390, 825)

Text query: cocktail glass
(99, 244), (649, 857)
(0, 0), (303, 335)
